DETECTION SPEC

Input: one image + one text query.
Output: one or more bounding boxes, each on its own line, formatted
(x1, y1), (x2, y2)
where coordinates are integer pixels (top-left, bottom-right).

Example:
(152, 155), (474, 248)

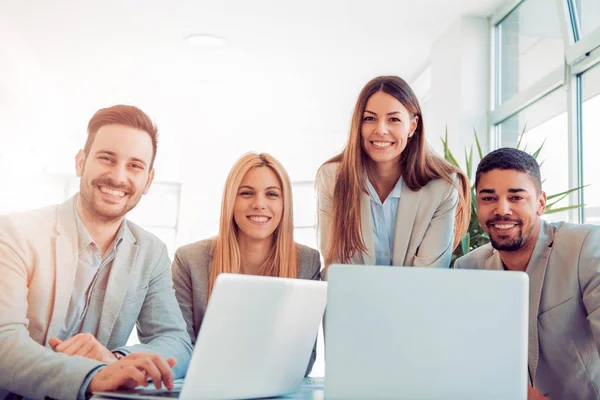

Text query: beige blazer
(316, 162), (459, 271)
(171, 238), (321, 376)
(0, 196), (192, 400)
(455, 220), (600, 400)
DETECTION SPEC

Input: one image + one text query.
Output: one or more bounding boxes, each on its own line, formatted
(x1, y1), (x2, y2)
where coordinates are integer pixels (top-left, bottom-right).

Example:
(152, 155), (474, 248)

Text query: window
(292, 181), (318, 250)
(128, 182), (180, 254)
(581, 62), (600, 224)
(492, 0), (600, 224)
(496, 0), (564, 104)
(498, 88), (570, 222)
(573, 0), (600, 38)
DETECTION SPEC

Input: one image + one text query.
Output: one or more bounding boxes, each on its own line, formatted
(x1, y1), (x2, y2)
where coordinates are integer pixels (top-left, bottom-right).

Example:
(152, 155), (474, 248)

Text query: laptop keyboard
(103, 388), (181, 398)
(137, 392), (179, 398)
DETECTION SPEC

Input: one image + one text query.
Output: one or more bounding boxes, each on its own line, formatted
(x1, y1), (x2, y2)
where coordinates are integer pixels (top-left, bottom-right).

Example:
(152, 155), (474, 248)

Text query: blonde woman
(317, 76), (470, 273)
(172, 153), (321, 376)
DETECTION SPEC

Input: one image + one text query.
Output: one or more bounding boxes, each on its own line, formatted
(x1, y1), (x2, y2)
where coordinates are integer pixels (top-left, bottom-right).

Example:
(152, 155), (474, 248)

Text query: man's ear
(143, 168), (155, 195)
(537, 191), (547, 216)
(75, 150), (86, 177)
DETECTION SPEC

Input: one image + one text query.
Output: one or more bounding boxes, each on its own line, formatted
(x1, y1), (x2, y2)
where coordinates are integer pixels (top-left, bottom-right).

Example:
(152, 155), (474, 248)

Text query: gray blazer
(316, 162), (459, 272)
(455, 220), (600, 400)
(171, 238), (322, 375)
(0, 196), (193, 400)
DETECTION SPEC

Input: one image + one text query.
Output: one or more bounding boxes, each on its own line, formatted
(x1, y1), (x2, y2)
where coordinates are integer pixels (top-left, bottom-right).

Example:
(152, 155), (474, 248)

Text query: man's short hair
(85, 105), (158, 169)
(475, 147), (542, 193)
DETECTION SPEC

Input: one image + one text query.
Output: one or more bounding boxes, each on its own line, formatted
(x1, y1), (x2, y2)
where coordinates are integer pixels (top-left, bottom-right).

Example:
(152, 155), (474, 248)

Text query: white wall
(429, 16), (491, 173)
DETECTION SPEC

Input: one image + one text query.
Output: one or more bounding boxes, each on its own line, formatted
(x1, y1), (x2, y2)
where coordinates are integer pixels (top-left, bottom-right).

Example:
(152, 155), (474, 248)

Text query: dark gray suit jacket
(171, 238), (322, 376)
(455, 220), (600, 400)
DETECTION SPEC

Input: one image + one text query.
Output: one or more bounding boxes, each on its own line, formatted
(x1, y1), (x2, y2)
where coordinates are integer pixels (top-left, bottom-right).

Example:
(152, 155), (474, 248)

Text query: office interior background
(1, 0), (599, 377)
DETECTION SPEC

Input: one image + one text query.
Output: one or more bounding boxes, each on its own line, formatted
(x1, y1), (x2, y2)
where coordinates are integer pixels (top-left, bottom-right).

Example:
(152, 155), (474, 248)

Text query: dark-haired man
(0, 105), (192, 400)
(455, 147), (600, 400)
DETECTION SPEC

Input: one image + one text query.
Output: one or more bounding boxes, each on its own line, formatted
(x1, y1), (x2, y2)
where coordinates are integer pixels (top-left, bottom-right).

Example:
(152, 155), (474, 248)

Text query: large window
(496, 0), (564, 104)
(492, 0), (600, 224)
(582, 62), (600, 224)
(498, 88), (569, 221)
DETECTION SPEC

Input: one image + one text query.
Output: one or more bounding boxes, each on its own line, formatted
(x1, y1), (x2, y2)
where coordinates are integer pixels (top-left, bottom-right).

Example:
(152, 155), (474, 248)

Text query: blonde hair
(209, 153), (298, 295)
(321, 76), (470, 265)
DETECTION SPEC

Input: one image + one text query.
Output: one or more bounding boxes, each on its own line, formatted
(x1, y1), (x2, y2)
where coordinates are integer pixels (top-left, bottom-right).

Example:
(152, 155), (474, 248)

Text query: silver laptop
(325, 265), (529, 400)
(95, 273), (327, 400)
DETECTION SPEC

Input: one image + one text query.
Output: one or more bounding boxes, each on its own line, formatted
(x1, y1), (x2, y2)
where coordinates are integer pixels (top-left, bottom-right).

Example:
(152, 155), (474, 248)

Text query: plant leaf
(516, 123), (528, 150)
(545, 204), (585, 214)
(532, 139), (546, 159)
(442, 137), (460, 168)
(461, 232), (471, 255)
(474, 129), (484, 160)
(465, 146), (473, 181)
(546, 193), (569, 209)
(546, 185), (588, 200)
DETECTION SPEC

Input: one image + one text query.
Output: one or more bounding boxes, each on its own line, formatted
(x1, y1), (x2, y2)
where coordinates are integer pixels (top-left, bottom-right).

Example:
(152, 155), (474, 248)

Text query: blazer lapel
(46, 197), (79, 343)
(96, 224), (138, 344)
(484, 251), (504, 270)
(358, 191), (376, 265)
(392, 184), (422, 265)
(526, 221), (554, 385)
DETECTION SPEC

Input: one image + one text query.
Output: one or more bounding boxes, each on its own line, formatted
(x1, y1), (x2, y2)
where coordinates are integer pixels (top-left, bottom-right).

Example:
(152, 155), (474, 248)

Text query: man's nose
(494, 198), (512, 216)
(110, 163), (128, 185)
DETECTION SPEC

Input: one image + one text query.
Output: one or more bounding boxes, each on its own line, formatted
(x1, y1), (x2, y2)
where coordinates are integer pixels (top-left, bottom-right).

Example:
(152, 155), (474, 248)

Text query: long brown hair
(321, 76), (470, 265)
(209, 153), (298, 296)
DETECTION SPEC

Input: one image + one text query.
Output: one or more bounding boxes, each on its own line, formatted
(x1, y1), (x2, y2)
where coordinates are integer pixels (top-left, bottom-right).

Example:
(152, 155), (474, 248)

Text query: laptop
(324, 265), (529, 400)
(95, 273), (327, 400)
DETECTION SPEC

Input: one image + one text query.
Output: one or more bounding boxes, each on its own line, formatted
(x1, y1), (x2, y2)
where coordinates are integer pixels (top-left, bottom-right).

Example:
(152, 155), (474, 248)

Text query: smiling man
(454, 148), (600, 400)
(0, 105), (192, 400)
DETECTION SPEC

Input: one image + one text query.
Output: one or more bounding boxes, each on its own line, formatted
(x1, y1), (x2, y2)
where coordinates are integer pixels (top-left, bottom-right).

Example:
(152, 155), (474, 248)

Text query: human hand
(87, 353), (177, 393)
(49, 333), (117, 364)
(528, 385), (546, 400)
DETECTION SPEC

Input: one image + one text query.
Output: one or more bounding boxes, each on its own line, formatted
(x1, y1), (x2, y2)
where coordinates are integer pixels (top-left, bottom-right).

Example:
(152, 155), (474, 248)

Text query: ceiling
(0, 0), (505, 180)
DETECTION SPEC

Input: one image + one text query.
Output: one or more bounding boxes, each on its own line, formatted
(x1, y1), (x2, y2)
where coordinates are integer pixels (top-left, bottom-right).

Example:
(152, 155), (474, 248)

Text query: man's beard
(486, 217), (526, 252)
(79, 176), (136, 222)
(489, 230), (524, 251)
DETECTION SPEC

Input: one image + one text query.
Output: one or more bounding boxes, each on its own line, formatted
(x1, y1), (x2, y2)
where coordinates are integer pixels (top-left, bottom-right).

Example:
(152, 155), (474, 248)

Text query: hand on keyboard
(86, 353), (177, 393)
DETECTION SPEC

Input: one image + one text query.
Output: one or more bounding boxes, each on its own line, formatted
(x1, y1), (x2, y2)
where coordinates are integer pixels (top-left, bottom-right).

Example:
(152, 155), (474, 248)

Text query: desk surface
(91, 377), (325, 400)
(263, 378), (324, 399)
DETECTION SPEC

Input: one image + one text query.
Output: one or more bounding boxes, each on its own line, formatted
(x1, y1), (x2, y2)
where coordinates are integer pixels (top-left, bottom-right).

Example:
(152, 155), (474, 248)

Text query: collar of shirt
(366, 176), (403, 205)
(73, 198), (126, 254)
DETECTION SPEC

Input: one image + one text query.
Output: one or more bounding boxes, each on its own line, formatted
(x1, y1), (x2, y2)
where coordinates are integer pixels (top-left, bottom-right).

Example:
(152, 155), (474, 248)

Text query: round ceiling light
(185, 34), (227, 48)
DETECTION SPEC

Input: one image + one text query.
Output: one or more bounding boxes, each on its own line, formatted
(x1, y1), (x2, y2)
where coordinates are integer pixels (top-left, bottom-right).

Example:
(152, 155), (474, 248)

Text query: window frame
(491, 0), (600, 223)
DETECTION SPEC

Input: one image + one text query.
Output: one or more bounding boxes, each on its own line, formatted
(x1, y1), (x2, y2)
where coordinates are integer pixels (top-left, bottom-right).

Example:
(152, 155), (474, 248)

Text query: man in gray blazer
(0, 105), (192, 400)
(454, 148), (600, 400)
